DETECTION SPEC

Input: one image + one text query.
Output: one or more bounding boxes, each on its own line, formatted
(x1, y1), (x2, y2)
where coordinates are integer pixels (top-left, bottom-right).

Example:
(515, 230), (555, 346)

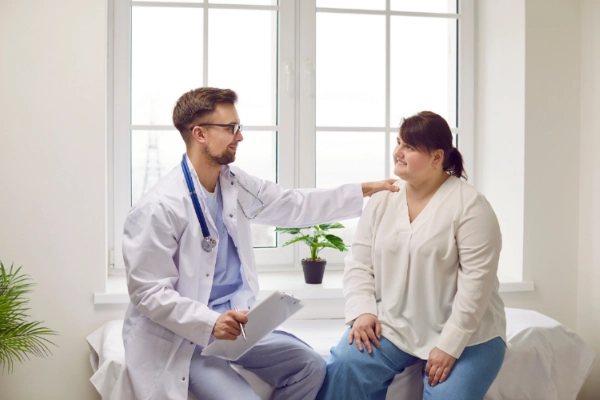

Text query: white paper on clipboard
(201, 291), (304, 361)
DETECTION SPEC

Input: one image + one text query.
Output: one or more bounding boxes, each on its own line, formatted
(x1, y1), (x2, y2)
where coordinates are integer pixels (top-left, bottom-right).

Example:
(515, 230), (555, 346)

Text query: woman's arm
(343, 196), (383, 353)
(436, 194), (502, 359)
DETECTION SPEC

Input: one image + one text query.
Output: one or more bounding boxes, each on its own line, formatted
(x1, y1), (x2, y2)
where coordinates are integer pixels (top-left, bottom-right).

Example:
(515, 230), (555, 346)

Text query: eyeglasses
(192, 123), (243, 135)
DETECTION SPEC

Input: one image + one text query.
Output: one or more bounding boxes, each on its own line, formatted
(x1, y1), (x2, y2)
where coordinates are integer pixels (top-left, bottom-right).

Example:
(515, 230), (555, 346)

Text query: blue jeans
(189, 331), (326, 400)
(317, 329), (505, 400)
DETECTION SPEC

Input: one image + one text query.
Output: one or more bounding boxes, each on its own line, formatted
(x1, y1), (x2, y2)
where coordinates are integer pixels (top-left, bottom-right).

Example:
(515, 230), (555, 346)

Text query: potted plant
(275, 223), (348, 284)
(0, 262), (57, 373)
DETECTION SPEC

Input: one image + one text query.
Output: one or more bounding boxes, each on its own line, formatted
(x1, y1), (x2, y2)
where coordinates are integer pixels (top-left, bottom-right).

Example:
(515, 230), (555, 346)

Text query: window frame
(108, 0), (474, 272)
(298, 0), (474, 265)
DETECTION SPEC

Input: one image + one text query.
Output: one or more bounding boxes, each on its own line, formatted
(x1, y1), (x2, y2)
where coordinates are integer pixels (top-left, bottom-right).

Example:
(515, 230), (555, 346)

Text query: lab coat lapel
(220, 166), (239, 248)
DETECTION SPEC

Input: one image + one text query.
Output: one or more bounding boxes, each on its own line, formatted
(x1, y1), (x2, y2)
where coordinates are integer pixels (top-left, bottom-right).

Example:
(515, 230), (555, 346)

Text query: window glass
(131, 7), (203, 125)
(390, 16), (457, 127)
(208, 9), (277, 126)
(316, 13), (386, 127)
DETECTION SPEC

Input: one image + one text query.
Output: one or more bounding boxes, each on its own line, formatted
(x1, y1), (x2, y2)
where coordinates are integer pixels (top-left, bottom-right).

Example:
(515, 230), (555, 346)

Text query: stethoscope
(181, 154), (266, 252)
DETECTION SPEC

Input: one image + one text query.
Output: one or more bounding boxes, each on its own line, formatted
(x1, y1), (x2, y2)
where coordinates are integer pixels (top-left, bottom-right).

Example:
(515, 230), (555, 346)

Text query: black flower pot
(301, 259), (327, 284)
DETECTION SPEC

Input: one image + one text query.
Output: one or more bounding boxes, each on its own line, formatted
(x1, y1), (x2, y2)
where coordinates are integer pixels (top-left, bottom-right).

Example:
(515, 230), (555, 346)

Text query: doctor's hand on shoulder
(348, 313), (382, 354)
(212, 310), (248, 340)
(361, 179), (400, 198)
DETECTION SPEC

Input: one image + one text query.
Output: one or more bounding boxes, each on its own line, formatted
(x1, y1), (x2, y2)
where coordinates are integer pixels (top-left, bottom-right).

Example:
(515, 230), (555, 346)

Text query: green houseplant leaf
(275, 223), (348, 261)
(0, 262), (57, 374)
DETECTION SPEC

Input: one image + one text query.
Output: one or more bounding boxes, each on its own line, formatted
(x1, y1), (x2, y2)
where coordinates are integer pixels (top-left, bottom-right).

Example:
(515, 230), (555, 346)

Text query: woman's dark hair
(399, 111), (467, 180)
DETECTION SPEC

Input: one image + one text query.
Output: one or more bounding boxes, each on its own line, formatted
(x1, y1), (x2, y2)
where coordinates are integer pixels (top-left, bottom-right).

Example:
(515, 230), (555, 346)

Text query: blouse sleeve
(343, 196), (379, 325)
(436, 193), (502, 358)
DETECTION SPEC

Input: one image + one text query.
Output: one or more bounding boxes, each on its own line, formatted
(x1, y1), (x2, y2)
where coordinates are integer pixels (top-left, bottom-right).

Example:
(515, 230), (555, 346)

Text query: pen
(234, 307), (247, 342)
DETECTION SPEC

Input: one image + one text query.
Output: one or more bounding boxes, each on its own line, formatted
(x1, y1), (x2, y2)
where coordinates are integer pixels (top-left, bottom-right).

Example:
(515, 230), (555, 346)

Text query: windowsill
(94, 270), (534, 305)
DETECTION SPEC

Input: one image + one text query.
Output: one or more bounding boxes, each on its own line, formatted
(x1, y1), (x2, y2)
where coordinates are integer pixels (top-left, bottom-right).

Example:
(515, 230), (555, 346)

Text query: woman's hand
(348, 313), (382, 353)
(425, 347), (457, 386)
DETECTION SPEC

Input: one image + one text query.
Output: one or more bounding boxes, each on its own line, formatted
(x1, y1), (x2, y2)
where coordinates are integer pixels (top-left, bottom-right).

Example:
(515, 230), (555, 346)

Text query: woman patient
(317, 111), (507, 400)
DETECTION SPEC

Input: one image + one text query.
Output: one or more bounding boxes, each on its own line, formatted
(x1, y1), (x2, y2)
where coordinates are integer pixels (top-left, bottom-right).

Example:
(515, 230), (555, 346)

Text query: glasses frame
(192, 123), (243, 135)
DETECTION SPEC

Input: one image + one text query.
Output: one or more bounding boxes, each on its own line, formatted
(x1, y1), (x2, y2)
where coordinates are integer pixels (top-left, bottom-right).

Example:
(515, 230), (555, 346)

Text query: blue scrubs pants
(317, 328), (505, 400)
(189, 331), (326, 400)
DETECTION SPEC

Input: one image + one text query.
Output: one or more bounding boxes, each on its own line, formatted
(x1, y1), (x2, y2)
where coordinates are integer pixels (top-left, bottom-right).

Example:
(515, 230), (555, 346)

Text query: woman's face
(393, 135), (437, 181)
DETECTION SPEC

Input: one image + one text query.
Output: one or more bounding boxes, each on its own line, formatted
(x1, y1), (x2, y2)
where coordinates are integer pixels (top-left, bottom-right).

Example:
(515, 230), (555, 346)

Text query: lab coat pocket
(126, 318), (173, 400)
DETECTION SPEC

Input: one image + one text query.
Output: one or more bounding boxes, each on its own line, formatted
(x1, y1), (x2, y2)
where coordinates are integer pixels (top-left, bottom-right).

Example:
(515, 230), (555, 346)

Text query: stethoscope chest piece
(201, 237), (217, 252)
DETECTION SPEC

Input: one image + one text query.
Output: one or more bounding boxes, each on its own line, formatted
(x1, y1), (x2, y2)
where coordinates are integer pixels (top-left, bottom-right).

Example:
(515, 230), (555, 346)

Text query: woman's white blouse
(343, 176), (506, 359)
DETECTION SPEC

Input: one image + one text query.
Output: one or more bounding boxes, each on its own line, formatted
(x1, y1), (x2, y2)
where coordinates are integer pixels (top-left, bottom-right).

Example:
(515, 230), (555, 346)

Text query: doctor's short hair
(172, 87), (238, 137)
(399, 111), (467, 180)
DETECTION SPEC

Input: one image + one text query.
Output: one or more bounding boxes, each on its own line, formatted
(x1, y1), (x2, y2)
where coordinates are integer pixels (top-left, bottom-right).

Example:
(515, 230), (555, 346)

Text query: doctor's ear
(190, 126), (207, 143)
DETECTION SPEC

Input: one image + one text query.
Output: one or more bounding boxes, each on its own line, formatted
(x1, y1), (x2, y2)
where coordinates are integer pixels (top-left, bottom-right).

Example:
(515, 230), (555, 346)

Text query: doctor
(122, 87), (398, 400)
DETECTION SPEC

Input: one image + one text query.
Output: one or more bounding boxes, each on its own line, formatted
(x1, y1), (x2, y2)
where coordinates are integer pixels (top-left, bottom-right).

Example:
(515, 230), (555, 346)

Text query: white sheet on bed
(87, 308), (595, 400)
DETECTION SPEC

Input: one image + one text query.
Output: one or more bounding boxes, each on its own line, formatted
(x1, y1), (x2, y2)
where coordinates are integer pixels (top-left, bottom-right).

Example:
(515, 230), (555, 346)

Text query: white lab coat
(122, 155), (363, 400)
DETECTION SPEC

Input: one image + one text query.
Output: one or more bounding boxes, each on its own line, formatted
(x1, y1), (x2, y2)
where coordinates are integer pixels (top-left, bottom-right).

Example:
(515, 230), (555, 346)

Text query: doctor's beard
(203, 145), (236, 165)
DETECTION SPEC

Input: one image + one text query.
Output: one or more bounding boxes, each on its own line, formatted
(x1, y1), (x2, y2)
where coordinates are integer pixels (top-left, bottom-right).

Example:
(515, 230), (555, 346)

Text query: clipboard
(201, 291), (304, 361)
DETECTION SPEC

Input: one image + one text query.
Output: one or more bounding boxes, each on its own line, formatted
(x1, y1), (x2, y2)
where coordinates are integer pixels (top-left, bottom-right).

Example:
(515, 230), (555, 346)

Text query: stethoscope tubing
(181, 154), (213, 244)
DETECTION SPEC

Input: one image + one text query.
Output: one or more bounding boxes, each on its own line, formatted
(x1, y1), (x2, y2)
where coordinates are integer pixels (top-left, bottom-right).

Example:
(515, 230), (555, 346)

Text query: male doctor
(122, 87), (398, 400)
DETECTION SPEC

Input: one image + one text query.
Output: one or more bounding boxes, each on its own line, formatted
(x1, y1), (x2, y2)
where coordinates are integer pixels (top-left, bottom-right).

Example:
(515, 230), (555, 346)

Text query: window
(109, 0), (474, 270)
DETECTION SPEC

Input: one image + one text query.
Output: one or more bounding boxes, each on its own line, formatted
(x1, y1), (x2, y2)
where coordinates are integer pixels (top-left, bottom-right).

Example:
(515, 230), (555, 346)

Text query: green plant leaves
(275, 223), (348, 260)
(0, 262), (57, 374)
(281, 234), (311, 247)
(274, 227), (304, 235)
(323, 234), (347, 252)
(317, 222), (345, 231)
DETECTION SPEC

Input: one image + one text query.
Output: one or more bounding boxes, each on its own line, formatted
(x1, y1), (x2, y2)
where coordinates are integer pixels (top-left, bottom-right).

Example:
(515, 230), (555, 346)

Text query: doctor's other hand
(425, 347), (457, 387)
(348, 313), (381, 354)
(212, 310), (248, 340)
(361, 179), (400, 197)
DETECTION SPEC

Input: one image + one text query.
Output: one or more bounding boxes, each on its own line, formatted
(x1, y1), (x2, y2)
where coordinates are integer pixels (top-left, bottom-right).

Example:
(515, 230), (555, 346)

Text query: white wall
(0, 1), (126, 399)
(520, 0), (581, 325)
(479, 1), (599, 397)
(577, 1), (600, 398)
(477, 0), (581, 328)
(475, 0), (525, 282)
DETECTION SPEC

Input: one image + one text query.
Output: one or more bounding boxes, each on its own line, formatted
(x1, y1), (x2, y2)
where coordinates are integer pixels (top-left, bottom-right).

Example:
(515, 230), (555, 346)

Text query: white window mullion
(385, 0), (391, 179)
(203, 2), (209, 86)
(298, 0), (317, 190)
(284, 0), (317, 268)
(254, 0), (297, 269)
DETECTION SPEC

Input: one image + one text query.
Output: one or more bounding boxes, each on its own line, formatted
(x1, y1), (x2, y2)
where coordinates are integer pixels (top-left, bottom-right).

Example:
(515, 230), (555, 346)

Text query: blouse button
(231, 181), (234, 185)
(229, 214), (233, 218)
(206, 273), (210, 277)
(182, 377), (186, 381)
